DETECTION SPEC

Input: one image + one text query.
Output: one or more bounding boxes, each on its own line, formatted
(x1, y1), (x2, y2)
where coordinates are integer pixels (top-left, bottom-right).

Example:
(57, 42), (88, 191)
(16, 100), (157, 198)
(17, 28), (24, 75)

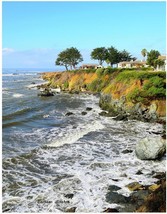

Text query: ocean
(2, 68), (166, 212)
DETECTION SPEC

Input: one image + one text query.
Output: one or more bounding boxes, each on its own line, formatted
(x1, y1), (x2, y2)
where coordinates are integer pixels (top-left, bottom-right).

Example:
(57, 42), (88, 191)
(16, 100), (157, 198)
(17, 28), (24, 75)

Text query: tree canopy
(141, 49), (147, 61)
(147, 50), (160, 68)
(55, 47), (83, 70)
(91, 47), (108, 65)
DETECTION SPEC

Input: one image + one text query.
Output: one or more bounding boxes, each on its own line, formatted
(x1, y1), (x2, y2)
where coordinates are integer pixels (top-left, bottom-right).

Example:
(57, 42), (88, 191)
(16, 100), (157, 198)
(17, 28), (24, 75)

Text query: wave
(46, 121), (105, 148)
(13, 93), (24, 98)
(3, 107), (32, 121)
(2, 73), (38, 77)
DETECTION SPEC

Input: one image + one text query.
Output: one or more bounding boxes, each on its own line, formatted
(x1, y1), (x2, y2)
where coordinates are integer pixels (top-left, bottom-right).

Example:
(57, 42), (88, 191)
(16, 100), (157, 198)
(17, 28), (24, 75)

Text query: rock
(135, 136), (166, 160)
(153, 172), (166, 180)
(108, 185), (121, 192)
(65, 112), (74, 116)
(113, 114), (128, 121)
(81, 111), (87, 115)
(136, 170), (143, 175)
(103, 208), (119, 212)
(136, 177), (166, 212)
(86, 107), (92, 111)
(99, 111), (109, 117)
(31, 82), (36, 84)
(66, 207), (76, 212)
(148, 184), (161, 191)
(122, 149), (133, 154)
(149, 103), (157, 114)
(38, 89), (54, 97)
(64, 194), (74, 199)
(126, 182), (143, 191)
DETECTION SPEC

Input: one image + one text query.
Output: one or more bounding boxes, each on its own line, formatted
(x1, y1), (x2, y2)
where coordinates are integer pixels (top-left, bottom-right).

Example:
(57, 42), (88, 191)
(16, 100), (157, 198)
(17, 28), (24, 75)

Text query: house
(156, 56), (167, 71)
(118, 60), (146, 68)
(80, 64), (103, 69)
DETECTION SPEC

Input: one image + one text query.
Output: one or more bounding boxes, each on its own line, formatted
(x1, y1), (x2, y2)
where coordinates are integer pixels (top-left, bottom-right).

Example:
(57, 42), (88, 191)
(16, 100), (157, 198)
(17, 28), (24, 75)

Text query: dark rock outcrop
(38, 89), (54, 97)
(65, 112), (74, 116)
(99, 93), (161, 122)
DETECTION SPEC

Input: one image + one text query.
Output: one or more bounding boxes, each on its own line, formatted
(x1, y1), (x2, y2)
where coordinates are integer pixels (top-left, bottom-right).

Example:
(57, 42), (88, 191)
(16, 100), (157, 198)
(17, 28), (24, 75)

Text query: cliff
(42, 68), (166, 122)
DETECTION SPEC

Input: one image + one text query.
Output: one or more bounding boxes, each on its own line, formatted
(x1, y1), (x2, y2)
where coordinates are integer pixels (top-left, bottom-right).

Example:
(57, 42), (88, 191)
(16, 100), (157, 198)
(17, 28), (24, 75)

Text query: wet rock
(112, 179), (119, 182)
(86, 107), (92, 111)
(136, 178), (166, 212)
(81, 111), (87, 115)
(103, 208), (119, 212)
(126, 182), (143, 191)
(153, 172), (166, 180)
(66, 207), (76, 212)
(106, 185), (129, 204)
(113, 114), (128, 121)
(65, 112), (74, 116)
(135, 136), (166, 160)
(136, 170), (143, 175)
(38, 89), (54, 97)
(108, 185), (121, 192)
(148, 184), (161, 191)
(64, 194), (74, 199)
(122, 149), (133, 154)
(31, 82), (36, 84)
(99, 111), (109, 117)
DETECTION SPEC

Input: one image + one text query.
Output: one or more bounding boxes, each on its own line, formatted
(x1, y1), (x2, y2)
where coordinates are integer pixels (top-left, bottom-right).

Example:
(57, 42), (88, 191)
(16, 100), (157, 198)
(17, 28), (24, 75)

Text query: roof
(158, 56), (166, 60)
(82, 64), (99, 67)
(118, 61), (146, 65)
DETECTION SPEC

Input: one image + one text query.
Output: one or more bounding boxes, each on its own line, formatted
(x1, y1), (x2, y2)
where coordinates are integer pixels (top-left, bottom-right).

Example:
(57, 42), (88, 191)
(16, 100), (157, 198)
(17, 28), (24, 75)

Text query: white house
(80, 64), (103, 69)
(118, 60), (146, 68)
(156, 56), (167, 71)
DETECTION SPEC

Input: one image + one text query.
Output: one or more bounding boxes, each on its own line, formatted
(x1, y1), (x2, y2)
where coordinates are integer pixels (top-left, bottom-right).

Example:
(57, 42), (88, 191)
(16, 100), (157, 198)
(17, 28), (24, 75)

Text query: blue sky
(2, 1), (166, 69)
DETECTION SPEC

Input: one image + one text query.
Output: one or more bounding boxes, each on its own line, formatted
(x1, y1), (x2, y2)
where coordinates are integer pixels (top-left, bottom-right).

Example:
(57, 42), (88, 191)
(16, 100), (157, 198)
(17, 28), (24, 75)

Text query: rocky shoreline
(37, 73), (166, 213)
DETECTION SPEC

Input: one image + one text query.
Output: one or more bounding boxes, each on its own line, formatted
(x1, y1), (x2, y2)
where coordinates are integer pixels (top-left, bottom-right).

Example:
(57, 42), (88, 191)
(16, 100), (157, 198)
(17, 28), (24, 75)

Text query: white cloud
(2, 48), (15, 54)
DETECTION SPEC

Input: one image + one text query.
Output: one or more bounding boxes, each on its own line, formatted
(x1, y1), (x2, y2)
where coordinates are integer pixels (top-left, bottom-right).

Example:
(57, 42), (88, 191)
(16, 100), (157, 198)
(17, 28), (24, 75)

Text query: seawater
(2, 68), (166, 212)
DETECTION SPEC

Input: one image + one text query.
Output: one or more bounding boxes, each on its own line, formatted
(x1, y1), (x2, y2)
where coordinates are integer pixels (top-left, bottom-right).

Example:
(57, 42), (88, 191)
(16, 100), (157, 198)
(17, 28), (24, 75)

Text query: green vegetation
(141, 48), (147, 61)
(127, 76), (166, 103)
(55, 47), (83, 70)
(116, 70), (165, 82)
(146, 50), (160, 68)
(91, 47), (108, 66)
(91, 46), (136, 67)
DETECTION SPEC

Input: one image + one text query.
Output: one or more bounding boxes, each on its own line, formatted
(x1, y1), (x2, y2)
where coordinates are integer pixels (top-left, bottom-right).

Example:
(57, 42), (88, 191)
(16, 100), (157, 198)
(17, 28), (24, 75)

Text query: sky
(2, 1), (166, 69)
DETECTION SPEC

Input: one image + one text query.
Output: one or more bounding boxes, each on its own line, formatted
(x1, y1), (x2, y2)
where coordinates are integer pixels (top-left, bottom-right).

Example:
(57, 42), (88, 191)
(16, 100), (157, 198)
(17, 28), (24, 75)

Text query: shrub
(64, 81), (69, 89)
(96, 68), (105, 77)
(127, 88), (144, 103)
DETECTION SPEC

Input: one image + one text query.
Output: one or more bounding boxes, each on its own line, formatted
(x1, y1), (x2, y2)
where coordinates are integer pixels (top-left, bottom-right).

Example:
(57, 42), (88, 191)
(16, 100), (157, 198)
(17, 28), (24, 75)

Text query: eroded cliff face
(42, 71), (166, 121)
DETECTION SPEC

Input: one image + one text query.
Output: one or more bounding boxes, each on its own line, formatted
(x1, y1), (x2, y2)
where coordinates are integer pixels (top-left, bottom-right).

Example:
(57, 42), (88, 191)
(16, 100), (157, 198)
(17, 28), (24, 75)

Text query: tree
(154, 59), (165, 70)
(66, 47), (83, 69)
(55, 50), (69, 71)
(147, 50), (160, 68)
(119, 49), (135, 62)
(141, 49), (147, 61)
(106, 46), (120, 67)
(91, 47), (108, 65)
(55, 47), (83, 70)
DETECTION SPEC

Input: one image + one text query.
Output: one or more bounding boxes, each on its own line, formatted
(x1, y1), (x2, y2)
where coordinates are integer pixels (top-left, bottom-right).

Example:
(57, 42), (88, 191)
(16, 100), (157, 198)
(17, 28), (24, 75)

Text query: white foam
(26, 81), (49, 89)
(12, 93), (24, 98)
(47, 121), (104, 147)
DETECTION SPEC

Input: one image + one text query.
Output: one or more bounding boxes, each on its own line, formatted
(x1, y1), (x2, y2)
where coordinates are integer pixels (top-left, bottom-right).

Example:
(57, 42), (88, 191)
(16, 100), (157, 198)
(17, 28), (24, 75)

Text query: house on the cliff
(156, 55), (167, 71)
(118, 60), (146, 68)
(80, 64), (103, 69)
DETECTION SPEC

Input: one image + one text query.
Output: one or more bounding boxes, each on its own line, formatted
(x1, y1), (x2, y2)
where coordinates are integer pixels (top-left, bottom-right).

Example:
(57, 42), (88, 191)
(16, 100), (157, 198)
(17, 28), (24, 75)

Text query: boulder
(86, 107), (92, 111)
(38, 88), (54, 97)
(81, 111), (87, 115)
(135, 137), (166, 160)
(65, 112), (74, 116)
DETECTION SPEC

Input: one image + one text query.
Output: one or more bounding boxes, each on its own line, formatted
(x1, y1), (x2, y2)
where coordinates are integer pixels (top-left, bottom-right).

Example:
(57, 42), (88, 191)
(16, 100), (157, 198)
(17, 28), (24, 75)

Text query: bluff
(42, 68), (166, 122)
